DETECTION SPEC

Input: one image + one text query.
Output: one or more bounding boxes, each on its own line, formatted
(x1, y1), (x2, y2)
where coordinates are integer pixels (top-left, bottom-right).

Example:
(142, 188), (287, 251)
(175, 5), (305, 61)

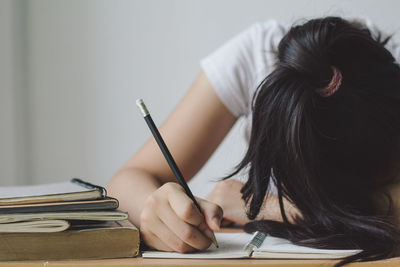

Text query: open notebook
(143, 231), (362, 259)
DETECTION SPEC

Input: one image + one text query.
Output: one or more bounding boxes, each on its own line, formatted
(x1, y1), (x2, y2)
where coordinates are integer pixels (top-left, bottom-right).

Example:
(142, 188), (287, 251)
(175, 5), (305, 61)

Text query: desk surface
(1, 228), (399, 267)
(1, 257), (400, 267)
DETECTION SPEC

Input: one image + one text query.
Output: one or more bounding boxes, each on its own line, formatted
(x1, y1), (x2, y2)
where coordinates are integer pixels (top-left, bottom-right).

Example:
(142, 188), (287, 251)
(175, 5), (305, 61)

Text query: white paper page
(251, 251), (356, 259)
(0, 220), (69, 233)
(255, 235), (361, 255)
(0, 181), (91, 199)
(142, 232), (252, 259)
(0, 211), (128, 223)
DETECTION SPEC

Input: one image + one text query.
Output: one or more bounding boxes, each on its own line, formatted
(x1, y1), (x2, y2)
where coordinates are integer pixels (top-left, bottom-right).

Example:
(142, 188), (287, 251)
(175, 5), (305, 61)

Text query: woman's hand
(207, 179), (249, 226)
(207, 179), (303, 225)
(140, 182), (223, 253)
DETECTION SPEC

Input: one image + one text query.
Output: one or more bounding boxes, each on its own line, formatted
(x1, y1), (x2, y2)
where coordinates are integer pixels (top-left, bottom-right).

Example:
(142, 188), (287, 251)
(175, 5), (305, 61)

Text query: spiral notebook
(143, 231), (362, 259)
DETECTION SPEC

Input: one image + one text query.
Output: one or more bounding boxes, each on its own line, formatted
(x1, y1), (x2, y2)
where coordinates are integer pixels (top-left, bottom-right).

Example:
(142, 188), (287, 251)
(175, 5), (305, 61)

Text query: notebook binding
(70, 178), (107, 198)
(244, 231), (267, 255)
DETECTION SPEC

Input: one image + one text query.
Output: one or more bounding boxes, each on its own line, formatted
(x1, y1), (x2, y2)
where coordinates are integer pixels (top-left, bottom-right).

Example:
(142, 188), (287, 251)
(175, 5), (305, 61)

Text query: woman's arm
(207, 179), (302, 225)
(107, 71), (237, 252)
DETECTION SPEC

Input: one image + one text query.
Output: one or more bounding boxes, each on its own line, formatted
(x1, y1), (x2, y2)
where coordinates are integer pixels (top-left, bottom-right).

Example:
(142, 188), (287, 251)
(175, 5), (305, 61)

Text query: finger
(140, 208), (175, 251)
(197, 198), (223, 231)
(140, 200), (175, 251)
(142, 211), (196, 253)
(167, 186), (204, 226)
(157, 200), (212, 250)
(167, 187), (217, 245)
(141, 230), (173, 252)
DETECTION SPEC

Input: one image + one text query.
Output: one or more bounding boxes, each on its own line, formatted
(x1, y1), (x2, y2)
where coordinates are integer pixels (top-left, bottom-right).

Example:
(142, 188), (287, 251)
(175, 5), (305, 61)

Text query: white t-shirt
(200, 18), (400, 142)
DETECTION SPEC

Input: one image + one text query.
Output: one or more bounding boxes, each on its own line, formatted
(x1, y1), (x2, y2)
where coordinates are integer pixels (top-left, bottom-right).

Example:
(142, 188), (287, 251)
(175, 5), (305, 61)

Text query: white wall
(1, 0), (400, 196)
(0, 0), (27, 185)
(0, 0), (17, 185)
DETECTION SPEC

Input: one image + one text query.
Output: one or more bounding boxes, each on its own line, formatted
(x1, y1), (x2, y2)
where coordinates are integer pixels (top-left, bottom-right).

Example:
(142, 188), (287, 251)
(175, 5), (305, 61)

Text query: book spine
(0, 225), (139, 260)
(71, 178), (107, 198)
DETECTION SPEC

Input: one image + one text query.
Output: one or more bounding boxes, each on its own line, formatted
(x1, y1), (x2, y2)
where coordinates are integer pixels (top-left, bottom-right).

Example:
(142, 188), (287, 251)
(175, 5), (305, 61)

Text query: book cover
(0, 197), (119, 214)
(0, 178), (106, 205)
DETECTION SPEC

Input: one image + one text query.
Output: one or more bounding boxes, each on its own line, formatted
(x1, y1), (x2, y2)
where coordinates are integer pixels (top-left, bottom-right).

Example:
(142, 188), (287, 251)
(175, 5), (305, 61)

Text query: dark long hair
(229, 17), (400, 266)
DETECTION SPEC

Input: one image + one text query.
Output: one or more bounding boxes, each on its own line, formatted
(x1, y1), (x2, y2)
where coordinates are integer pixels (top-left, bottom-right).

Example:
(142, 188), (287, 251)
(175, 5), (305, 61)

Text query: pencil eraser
(136, 98), (149, 116)
(136, 99), (144, 107)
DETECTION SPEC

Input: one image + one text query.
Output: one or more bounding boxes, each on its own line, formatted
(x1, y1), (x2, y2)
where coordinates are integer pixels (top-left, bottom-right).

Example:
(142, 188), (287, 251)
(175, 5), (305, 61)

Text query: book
(0, 197), (119, 214)
(0, 210), (128, 223)
(0, 178), (106, 205)
(143, 231), (362, 259)
(0, 220), (70, 233)
(0, 220), (140, 260)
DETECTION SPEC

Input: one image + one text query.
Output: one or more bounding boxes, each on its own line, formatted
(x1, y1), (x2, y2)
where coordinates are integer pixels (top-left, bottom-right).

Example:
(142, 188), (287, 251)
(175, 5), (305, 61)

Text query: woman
(107, 16), (400, 265)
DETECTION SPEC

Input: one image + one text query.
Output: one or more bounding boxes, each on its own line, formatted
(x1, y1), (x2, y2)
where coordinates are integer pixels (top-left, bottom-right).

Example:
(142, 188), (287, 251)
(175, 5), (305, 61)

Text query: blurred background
(1, 0), (400, 197)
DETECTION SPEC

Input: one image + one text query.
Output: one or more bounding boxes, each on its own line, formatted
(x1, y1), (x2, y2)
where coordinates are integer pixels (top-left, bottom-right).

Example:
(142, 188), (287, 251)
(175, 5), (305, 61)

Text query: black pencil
(136, 99), (218, 248)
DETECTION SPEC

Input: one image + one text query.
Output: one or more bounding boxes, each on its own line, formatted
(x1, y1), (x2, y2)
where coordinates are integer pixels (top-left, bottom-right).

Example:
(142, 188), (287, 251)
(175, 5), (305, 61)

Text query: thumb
(197, 198), (223, 231)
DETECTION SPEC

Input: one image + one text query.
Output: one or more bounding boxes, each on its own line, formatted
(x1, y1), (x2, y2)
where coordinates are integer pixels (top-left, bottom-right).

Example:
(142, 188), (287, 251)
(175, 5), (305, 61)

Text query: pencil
(136, 99), (219, 248)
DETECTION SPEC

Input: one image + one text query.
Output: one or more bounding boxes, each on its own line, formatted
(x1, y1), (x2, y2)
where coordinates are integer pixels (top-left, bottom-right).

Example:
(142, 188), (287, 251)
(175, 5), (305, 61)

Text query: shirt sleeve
(200, 20), (283, 118)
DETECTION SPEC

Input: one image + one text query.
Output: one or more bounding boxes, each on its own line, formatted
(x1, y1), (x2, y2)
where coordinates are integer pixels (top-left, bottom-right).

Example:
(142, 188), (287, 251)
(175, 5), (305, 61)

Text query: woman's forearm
(207, 179), (301, 225)
(259, 194), (301, 223)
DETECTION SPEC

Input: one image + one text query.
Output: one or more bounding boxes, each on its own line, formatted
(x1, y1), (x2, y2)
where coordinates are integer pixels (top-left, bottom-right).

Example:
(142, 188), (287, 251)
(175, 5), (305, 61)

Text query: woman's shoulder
(243, 19), (289, 51)
(199, 19), (288, 118)
(246, 19), (288, 34)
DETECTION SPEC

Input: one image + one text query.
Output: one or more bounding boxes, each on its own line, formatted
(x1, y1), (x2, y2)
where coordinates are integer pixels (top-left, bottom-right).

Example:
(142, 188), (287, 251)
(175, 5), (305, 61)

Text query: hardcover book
(0, 220), (139, 260)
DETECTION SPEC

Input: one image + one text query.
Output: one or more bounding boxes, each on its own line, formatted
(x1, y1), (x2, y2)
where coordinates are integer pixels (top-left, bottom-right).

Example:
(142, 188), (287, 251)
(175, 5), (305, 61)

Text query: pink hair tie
(316, 66), (343, 97)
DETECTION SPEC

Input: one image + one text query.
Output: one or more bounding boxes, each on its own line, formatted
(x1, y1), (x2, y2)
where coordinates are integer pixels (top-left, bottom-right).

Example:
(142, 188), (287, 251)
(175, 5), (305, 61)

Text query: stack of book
(0, 178), (139, 261)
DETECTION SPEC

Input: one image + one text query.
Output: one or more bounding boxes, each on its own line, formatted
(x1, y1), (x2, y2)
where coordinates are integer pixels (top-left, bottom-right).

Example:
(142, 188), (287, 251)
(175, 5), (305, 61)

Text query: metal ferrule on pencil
(136, 99), (150, 117)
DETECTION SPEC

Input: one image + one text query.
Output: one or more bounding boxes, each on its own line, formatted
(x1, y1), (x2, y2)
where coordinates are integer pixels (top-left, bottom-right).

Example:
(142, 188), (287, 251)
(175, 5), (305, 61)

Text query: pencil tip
(210, 232), (219, 248)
